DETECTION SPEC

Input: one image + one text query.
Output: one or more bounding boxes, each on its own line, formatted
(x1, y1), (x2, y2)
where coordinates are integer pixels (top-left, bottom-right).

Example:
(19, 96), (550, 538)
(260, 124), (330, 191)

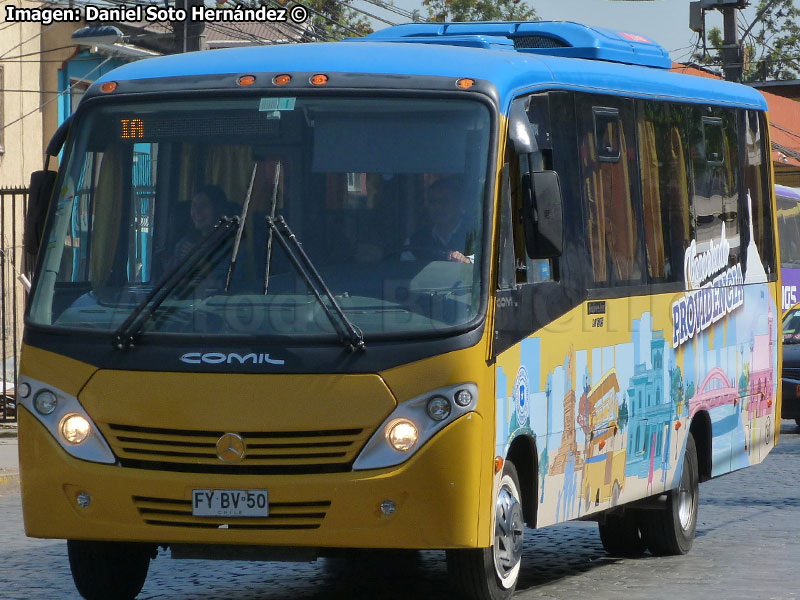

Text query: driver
(401, 175), (474, 263)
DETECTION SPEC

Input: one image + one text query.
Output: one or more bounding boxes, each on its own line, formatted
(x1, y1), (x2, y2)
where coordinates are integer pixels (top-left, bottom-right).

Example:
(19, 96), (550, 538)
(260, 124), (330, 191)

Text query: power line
(772, 122), (800, 144)
(357, 0), (420, 21)
(0, 90), (65, 94)
(0, 24), (57, 61)
(0, 55), (114, 133)
(339, 0), (397, 27)
(0, 45), (83, 62)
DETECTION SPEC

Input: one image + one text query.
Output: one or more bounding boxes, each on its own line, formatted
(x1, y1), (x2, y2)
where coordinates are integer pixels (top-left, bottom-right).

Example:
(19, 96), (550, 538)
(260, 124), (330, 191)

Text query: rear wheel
(640, 433), (699, 556)
(68, 540), (153, 600)
(446, 460), (524, 600)
(598, 512), (647, 556)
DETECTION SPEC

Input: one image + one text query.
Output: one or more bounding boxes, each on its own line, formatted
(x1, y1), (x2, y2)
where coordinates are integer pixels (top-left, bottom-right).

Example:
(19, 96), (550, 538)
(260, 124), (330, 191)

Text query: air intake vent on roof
(513, 36), (569, 50)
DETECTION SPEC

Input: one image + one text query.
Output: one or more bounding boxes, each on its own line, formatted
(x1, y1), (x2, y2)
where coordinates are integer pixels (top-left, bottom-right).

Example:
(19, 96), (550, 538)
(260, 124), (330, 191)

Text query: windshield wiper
(266, 215), (365, 352)
(263, 161), (282, 295)
(224, 163), (258, 291)
(112, 216), (239, 350)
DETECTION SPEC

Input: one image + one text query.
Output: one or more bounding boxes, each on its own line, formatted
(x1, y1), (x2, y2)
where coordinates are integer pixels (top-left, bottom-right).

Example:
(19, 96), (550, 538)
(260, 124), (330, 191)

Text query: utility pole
(694, 0), (748, 82)
(173, 0), (205, 53)
(721, 3), (742, 82)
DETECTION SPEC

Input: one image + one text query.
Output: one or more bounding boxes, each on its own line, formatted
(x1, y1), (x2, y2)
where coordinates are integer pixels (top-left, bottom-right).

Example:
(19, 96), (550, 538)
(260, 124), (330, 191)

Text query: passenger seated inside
(162, 184), (232, 291)
(169, 185), (230, 266)
(401, 175), (474, 263)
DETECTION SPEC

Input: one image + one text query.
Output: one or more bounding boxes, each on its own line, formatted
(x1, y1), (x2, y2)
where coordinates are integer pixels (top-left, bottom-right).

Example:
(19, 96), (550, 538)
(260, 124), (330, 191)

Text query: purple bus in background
(777, 184), (800, 312)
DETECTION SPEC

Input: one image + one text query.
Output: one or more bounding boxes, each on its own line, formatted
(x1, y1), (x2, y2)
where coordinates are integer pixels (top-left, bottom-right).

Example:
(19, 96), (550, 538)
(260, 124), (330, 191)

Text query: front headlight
(16, 376), (116, 464)
(33, 390), (58, 415)
(386, 418), (419, 452)
(353, 382), (477, 470)
(60, 413), (91, 445)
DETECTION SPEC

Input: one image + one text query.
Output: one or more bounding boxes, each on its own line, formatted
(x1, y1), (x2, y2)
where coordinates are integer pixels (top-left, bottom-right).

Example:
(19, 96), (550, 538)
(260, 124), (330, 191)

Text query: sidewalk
(0, 422), (19, 492)
(0, 422), (18, 439)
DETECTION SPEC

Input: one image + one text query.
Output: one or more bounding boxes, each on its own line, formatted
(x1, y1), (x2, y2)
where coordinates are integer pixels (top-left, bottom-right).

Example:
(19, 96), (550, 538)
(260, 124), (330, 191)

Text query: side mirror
(521, 170), (563, 259)
(24, 115), (72, 259)
(24, 170), (57, 256)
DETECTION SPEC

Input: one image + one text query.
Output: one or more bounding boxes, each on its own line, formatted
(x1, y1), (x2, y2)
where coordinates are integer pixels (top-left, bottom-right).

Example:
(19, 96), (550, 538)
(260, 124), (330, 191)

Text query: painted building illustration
(496, 193), (778, 526)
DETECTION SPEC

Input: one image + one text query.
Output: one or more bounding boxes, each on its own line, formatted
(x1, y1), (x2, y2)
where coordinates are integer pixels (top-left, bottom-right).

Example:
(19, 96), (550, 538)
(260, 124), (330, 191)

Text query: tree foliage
(423, 0), (537, 23)
(303, 0), (373, 41)
(693, 0), (799, 81)
(745, 0), (800, 80)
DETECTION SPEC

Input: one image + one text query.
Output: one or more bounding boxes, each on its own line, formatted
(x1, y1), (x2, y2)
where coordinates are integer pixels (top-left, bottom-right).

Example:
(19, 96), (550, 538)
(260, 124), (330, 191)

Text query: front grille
(133, 495), (330, 530)
(513, 35), (569, 49)
(100, 423), (370, 474)
(784, 367), (800, 380)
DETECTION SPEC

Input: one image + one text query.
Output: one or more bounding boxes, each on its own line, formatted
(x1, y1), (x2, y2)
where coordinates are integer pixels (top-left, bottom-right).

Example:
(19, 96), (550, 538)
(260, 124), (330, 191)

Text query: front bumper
(781, 378), (800, 419)
(19, 407), (485, 549)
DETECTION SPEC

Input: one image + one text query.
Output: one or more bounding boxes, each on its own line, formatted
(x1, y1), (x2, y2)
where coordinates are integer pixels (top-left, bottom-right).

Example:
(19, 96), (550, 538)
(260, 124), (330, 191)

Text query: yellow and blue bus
(19, 21), (780, 600)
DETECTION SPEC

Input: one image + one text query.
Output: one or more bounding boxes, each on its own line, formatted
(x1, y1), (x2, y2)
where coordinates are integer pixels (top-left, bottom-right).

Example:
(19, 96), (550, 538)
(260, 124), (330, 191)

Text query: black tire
(640, 433), (699, 556)
(446, 460), (524, 600)
(598, 512), (647, 556)
(68, 540), (153, 600)
(795, 417), (800, 429)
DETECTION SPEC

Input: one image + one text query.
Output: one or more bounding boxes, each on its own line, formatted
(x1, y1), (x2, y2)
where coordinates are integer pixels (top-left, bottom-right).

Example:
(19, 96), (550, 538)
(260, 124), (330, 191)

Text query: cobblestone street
(2, 422), (799, 600)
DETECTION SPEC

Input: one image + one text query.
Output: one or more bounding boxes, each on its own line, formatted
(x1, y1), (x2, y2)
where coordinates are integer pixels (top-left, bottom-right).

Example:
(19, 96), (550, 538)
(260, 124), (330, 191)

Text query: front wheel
(446, 460), (525, 600)
(640, 432), (699, 556)
(68, 540), (154, 600)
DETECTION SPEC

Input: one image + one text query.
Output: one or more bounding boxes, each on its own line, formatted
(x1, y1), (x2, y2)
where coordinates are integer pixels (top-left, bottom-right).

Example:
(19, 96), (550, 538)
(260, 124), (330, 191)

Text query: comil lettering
(180, 352), (285, 365)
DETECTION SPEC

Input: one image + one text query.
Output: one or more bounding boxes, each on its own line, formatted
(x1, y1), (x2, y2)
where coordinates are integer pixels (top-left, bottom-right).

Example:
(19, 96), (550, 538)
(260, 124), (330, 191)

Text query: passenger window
(702, 118), (725, 166)
(741, 110), (775, 275)
(501, 95), (555, 287)
(688, 107), (740, 268)
(594, 108), (621, 162)
(636, 101), (692, 283)
(578, 95), (642, 286)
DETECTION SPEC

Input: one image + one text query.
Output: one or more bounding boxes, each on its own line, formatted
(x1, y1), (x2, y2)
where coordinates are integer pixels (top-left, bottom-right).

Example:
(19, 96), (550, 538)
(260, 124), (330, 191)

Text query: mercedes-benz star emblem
(216, 433), (246, 463)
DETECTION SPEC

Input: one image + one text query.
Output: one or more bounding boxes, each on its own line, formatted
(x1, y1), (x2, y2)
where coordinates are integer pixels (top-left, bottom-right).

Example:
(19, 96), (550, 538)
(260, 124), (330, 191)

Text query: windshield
(778, 193), (800, 268)
(783, 308), (800, 344)
(29, 96), (491, 340)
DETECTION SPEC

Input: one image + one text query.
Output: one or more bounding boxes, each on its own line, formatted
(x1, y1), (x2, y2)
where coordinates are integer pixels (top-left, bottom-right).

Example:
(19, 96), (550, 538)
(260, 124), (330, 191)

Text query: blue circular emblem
(513, 366), (530, 427)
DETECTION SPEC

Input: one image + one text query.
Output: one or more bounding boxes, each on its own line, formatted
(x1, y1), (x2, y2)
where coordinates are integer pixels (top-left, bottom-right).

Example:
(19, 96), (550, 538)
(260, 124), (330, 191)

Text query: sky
(358, 0), (762, 66)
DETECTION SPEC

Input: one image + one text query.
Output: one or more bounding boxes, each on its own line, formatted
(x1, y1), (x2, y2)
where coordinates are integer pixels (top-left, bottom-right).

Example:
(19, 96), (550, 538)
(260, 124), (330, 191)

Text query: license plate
(192, 489), (269, 517)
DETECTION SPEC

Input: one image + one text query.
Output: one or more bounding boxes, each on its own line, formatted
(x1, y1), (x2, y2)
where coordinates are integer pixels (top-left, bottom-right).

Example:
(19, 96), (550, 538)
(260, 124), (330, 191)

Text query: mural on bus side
(496, 195), (778, 527)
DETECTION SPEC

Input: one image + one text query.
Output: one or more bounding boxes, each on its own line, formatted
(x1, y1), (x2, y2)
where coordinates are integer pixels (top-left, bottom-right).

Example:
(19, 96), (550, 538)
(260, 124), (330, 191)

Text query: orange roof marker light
(456, 78), (475, 89)
(310, 74), (329, 86)
(100, 81), (118, 93)
(237, 75), (256, 86)
(273, 74), (291, 86)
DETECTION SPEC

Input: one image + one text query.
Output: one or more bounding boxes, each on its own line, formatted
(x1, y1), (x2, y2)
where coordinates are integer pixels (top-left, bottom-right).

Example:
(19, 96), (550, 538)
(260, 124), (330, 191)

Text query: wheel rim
(493, 478), (524, 588)
(677, 458), (695, 531)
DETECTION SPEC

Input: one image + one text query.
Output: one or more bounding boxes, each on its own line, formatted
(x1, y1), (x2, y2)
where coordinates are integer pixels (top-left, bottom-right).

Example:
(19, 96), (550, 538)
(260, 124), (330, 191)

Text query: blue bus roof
(358, 21), (673, 69)
(96, 22), (768, 112)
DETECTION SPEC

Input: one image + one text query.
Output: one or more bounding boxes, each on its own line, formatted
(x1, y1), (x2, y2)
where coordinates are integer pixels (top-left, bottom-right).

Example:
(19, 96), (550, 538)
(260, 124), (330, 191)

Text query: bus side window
(741, 110), (775, 275)
(636, 100), (692, 283)
(577, 95), (642, 287)
(506, 147), (554, 285)
(688, 106), (741, 268)
(522, 94), (554, 284)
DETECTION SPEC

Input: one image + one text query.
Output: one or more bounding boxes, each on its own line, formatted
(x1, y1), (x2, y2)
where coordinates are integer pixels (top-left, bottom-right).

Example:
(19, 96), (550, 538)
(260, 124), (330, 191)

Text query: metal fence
(1, 187), (27, 423)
